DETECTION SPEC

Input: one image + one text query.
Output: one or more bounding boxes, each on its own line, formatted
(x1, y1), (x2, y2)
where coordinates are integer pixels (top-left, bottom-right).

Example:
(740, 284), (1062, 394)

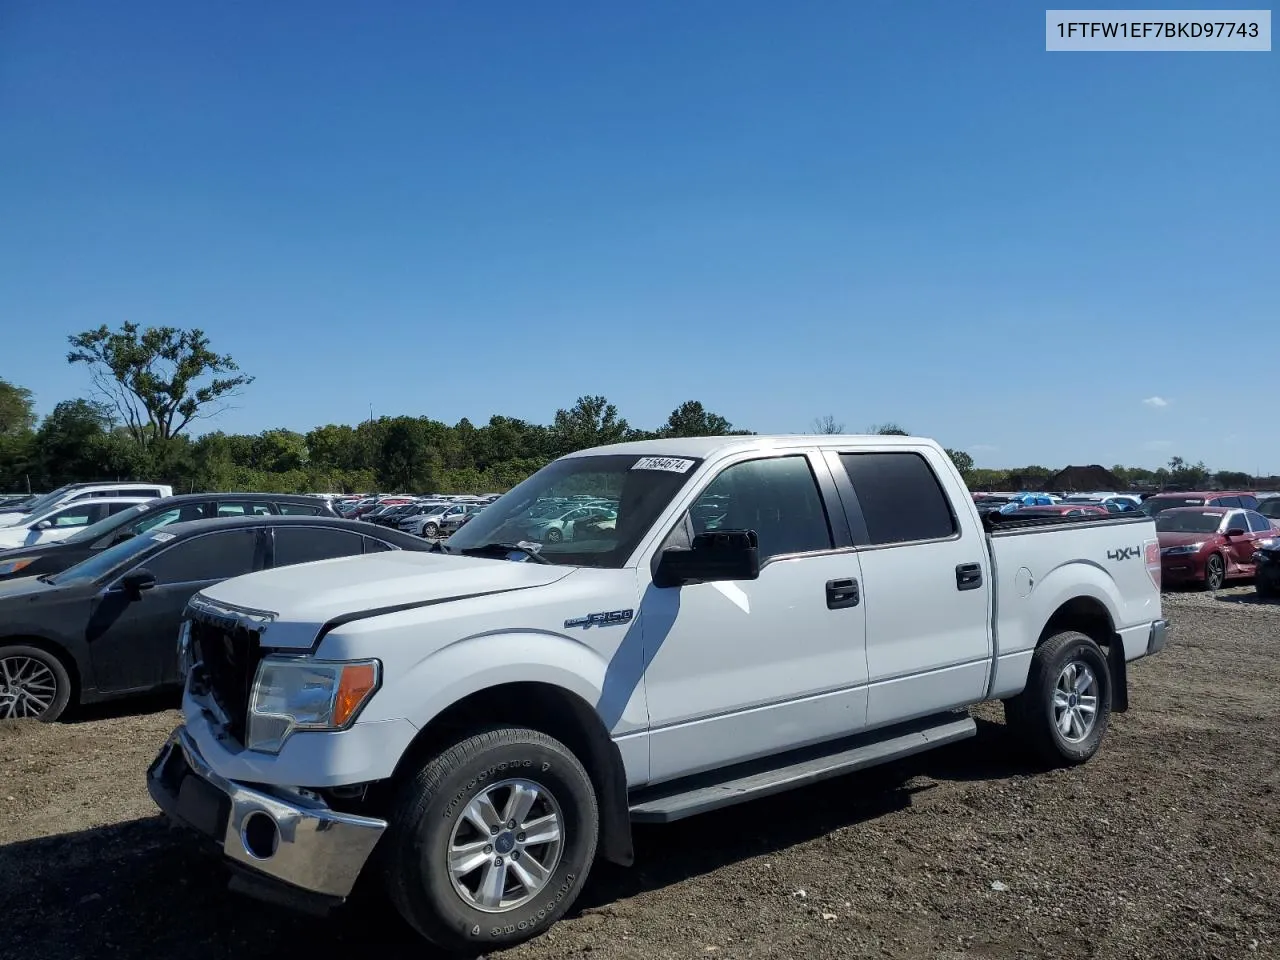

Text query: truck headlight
(245, 657), (381, 754)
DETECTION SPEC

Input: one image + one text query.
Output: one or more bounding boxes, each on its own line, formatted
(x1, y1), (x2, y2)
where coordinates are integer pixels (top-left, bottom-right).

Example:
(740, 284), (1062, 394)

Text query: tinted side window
(276, 503), (321, 516)
(106, 501), (140, 516)
(1260, 500), (1280, 519)
(45, 502), (107, 527)
(1246, 511), (1272, 533)
(1215, 496), (1241, 508)
(120, 488), (161, 498)
(689, 456), (832, 562)
(273, 527), (365, 567)
(363, 536), (394, 553)
(840, 452), (958, 546)
(217, 501), (275, 517)
(1239, 495), (1259, 509)
(145, 530), (258, 585)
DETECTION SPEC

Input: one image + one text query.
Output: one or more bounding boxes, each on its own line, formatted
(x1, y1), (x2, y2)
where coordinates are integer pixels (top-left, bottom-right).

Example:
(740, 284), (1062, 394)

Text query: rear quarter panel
(987, 516), (1161, 698)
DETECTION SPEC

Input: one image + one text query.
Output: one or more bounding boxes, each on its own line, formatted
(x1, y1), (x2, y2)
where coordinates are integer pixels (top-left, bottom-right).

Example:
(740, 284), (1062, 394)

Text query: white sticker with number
(151, 531), (176, 542)
(631, 456), (696, 474)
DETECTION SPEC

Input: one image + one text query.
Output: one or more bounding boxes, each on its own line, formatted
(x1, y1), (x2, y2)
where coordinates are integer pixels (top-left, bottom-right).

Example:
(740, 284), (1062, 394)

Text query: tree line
(0, 324), (1272, 496)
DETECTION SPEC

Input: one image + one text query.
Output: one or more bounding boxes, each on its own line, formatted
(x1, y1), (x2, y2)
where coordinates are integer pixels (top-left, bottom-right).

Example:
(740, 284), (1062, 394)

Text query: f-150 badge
(564, 609), (634, 629)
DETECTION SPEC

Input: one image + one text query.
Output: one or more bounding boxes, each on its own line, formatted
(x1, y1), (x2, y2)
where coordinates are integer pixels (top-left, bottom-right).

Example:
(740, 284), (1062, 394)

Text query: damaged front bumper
(147, 726), (386, 903)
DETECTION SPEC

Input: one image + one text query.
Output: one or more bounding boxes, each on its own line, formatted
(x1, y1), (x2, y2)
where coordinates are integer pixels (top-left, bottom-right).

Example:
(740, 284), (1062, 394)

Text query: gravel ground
(2, 588), (1277, 959)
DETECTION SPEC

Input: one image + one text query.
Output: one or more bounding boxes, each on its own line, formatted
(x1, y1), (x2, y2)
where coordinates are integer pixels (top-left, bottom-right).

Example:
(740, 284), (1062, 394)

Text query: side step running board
(628, 712), (976, 823)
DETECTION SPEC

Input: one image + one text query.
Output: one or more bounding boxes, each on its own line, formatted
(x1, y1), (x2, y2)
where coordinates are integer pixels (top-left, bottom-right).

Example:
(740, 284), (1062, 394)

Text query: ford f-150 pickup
(148, 435), (1168, 951)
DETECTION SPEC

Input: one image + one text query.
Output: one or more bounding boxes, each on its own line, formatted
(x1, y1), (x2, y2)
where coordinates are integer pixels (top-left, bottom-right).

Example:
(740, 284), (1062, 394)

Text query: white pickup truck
(148, 435), (1168, 951)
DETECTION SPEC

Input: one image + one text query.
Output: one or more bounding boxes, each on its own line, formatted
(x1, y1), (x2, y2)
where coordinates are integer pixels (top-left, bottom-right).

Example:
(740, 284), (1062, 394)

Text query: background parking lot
(3, 588), (1277, 960)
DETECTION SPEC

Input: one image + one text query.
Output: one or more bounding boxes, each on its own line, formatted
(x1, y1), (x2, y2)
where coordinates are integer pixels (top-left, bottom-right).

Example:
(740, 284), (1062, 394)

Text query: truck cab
(149, 434), (1167, 951)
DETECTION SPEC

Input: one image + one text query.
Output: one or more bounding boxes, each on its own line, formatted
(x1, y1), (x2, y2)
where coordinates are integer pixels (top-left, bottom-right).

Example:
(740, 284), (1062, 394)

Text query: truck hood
(194, 550), (576, 649)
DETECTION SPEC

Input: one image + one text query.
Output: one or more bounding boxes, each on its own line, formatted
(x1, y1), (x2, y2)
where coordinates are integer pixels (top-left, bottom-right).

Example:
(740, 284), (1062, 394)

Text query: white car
(0, 496), (157, 549)
(0, 481), (172, 528)
(152, 434), (1167, 952)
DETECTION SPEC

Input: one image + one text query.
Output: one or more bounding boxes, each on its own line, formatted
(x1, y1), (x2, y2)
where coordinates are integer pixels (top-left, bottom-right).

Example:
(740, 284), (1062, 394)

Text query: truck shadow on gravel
(3, 719), (1033, 960)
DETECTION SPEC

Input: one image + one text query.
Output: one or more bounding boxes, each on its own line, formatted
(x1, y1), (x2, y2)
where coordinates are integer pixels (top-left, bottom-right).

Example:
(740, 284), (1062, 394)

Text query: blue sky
(1, 1), (1276, 472)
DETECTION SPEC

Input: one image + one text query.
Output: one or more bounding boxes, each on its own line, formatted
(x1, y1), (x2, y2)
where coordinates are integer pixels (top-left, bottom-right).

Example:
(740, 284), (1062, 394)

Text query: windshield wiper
(456, 542), (551, 564)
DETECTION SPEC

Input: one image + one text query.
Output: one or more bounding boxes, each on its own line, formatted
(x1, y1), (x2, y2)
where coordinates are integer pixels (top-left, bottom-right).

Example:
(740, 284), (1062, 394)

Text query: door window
(142, 530), (258, 585)
(688, 456), (832, 562)
(273, 527), (365, 566)
(1215, 496), (1242, 508)
(839, 452), (957, 546)
(363, 536), (394, 553)
(120, 488), (162, 498)
(216, 501), (275, 517)
(276, 502), (321, 516)
(1246, 511), (1273, 534)
(41, 502), (106, 528)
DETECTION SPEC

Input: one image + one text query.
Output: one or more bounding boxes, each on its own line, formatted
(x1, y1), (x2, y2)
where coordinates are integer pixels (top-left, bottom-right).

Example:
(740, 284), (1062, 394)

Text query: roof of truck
(565, 434), (932, 459)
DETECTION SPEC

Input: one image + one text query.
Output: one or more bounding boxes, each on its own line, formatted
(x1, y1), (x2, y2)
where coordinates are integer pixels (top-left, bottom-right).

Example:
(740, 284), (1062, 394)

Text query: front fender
(367, 629), (650, 740)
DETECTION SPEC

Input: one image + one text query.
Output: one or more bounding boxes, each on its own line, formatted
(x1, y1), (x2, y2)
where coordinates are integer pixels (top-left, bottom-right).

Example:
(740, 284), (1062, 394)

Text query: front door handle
(956, 562), (984, 591)
(826, 578), (860, 609)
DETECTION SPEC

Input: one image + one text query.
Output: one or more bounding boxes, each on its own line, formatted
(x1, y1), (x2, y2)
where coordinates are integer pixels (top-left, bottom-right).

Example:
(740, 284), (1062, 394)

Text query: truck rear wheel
(1005, 630), (1111, 767)
(383, 726), (599, 952)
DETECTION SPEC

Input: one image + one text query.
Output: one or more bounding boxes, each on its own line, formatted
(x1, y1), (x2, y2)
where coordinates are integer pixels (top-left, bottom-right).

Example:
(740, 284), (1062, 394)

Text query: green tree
(379, 417), (440, 491)
(662, 400), (735, 438)
(67, 322), (254, 454)
(252, 429), (308, 473)
(35, 399), (115, 485)
(550, 395), (629, 457)
(1215, 470), (1251, 489)
(869, 422), (909, 436)
(0, 380), (37, 436)
(945, 448), (975, 477)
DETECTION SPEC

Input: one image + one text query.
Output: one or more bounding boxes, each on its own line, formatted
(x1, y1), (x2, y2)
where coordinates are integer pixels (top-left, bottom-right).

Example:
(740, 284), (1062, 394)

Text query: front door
(827, 448), (992, 728)
(641, 452), (868, 785)
(87, 528), (263, 692)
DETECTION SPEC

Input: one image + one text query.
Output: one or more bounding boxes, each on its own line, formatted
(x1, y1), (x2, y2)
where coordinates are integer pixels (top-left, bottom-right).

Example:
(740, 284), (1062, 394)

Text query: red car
(1140, 490), (1260, 518)
(1156, 506), (1280, 591)
(1013, 504), (1109, 517)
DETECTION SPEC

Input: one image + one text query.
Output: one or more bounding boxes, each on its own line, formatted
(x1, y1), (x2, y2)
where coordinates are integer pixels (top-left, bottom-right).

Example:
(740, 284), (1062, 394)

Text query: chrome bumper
(147, 726), (387, 899)
(1147, 618), (1169, 655)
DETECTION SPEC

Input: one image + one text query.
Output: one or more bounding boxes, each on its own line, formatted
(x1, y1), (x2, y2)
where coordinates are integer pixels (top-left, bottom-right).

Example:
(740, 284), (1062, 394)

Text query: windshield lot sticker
(631, 457), (695, 474)
(150, 532), (176, 542)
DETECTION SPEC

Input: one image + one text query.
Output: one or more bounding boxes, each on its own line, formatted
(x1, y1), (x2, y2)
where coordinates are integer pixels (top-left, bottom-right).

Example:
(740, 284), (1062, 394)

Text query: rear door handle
(956, 562), (983, 591)
(826, 578), (860, 609)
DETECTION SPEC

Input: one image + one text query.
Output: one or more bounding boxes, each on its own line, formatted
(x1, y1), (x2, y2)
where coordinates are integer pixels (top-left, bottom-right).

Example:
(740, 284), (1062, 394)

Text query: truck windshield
(445, 453), (703, 568)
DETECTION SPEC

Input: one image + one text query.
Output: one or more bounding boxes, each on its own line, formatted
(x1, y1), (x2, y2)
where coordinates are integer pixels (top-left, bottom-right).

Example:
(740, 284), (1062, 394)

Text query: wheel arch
(0, 634), (82, 704)
(389, 681), (634, 867)
(1036, 596), (1128, 712)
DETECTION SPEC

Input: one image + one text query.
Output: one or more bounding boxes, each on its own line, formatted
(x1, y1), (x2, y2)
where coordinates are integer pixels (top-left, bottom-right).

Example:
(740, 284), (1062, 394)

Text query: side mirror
(1225, 527), (1246, 538)
(654, 529), (760, 587)
(111, 530), (138, 546)
(120, 568), (157, 601)
(34, 520), (53, 530)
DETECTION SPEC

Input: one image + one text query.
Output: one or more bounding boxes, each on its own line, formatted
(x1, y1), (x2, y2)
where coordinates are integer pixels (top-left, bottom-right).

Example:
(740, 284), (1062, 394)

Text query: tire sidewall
(0, 644), (72, 722)
(424, 523), (438, 538)
(403, 738), (597, 949)
(1038, 637), (1111, 763)
(1205, 553), (1225, 591)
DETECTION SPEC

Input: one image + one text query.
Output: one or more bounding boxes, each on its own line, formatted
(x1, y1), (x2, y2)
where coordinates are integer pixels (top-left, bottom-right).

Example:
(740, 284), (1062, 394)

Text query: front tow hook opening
(241, 811), (281, 860)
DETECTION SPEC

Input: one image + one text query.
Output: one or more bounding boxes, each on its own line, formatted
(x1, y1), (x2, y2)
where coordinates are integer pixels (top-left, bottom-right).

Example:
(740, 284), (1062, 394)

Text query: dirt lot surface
(3, 587), (1278, 959)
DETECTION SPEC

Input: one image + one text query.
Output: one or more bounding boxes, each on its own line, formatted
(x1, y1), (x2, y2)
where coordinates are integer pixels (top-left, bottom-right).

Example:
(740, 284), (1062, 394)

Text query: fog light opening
(241, 811), (280, 860)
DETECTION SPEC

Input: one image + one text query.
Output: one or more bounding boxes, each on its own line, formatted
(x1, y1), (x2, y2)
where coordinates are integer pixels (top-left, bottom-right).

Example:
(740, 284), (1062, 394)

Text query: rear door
(826, 447), (992, 728)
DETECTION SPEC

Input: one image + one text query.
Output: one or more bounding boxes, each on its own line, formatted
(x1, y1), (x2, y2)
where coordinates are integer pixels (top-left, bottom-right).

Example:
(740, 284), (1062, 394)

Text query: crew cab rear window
(840, 452), (957, 545)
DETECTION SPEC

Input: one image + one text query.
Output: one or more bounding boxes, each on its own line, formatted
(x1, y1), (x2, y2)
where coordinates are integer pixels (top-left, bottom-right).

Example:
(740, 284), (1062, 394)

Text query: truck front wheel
(383, 726), (599, 952)
(1005, 630), (1112, 767)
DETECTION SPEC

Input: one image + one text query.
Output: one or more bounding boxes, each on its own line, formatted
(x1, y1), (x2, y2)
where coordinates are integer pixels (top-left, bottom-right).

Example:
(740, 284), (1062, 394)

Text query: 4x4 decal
(1107, 545), (1142, 561)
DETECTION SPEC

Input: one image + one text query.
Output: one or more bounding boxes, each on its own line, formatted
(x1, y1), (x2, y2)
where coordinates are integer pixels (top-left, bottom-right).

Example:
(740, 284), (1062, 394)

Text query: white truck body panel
(178, 434), (1163, 795)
